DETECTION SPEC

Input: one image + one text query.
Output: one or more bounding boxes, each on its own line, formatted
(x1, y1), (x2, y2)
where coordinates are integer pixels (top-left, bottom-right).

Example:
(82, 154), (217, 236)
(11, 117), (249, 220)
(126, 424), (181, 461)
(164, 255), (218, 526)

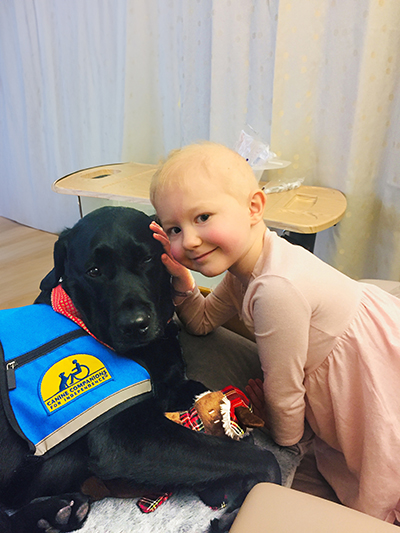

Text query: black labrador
(0, 206), (280, 532)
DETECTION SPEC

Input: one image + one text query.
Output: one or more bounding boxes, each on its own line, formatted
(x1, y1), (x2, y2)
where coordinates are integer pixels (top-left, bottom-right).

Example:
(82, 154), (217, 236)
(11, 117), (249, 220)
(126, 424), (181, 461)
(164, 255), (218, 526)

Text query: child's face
(155, 174), (255, 277)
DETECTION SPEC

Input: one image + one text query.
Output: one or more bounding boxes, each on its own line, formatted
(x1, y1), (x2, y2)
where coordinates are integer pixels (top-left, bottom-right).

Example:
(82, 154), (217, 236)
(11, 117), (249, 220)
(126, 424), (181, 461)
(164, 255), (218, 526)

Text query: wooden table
(53, 162), (159, 213)
(53, 163), (347, 252)
(262, 184), (347, 251)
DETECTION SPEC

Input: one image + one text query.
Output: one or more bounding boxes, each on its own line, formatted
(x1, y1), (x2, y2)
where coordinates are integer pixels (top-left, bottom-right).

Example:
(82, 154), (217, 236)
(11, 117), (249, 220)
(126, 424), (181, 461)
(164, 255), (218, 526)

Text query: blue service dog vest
(0, 304), (152, 457)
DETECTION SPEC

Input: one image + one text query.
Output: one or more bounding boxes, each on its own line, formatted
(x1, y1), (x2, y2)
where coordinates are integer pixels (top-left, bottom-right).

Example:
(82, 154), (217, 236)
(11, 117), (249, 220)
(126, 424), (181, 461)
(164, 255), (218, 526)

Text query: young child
(149, 141), (400, 524)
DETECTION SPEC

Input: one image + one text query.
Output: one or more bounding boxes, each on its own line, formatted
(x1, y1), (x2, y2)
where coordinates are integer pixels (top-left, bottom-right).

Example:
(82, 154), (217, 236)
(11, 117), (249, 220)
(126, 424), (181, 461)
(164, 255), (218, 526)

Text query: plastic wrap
(262, 177), (304, 194)
(235, 125), (291, 181)
(235, 125), (276, 168)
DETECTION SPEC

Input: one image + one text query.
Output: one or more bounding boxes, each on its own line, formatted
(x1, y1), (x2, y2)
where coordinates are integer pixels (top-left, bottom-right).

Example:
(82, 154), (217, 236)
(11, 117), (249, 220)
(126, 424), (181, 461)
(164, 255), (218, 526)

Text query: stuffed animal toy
(81, 385), (264, 512)
(165, 385), (264, 439)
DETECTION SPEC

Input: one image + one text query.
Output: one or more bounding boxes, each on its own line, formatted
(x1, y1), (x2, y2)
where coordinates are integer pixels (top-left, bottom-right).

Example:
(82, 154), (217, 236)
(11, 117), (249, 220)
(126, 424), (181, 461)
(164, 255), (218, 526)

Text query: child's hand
(245, 378), (269, 428)
(150, 221), (195, 293)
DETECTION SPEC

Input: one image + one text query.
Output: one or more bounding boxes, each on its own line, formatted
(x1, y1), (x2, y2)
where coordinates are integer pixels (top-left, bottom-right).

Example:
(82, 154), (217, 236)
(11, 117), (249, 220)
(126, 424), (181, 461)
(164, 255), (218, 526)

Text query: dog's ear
(149, 213), (161, 225)
(52, 229), (70, 284)
(38, 268), (58, 294)
(36, 229), (70, 302)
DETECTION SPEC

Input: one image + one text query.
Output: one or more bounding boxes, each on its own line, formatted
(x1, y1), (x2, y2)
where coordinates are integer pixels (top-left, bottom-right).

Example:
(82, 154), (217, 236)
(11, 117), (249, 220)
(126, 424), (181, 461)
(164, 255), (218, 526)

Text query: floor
(0, 217), (57, 310)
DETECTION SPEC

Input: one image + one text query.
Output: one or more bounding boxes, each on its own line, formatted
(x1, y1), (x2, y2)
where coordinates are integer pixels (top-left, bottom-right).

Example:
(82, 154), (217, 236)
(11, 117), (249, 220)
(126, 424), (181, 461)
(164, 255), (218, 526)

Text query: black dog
(0, 206), (280, 532)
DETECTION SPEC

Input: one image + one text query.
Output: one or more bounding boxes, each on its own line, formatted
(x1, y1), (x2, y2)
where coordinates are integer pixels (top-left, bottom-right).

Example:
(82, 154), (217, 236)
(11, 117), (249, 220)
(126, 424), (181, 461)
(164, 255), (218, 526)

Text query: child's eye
(167, 226), (181, 237)
(197, 214), (210, 223)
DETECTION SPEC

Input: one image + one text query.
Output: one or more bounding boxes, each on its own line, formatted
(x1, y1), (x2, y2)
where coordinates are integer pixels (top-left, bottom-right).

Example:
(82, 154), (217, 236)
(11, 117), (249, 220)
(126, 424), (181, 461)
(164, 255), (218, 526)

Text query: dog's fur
(0, 206), (281, 532)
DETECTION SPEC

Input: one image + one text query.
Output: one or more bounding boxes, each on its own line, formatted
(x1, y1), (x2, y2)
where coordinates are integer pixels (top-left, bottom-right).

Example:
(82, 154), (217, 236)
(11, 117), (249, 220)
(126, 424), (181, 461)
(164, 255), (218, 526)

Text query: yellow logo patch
(40, 354), (112, 414)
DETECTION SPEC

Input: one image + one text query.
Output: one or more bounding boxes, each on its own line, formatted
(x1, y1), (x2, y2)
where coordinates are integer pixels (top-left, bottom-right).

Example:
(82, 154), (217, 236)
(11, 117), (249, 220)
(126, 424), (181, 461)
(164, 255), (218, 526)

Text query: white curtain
(270, 0), (400, 280)
(1, 0), (400, 280)
(0, 0), (128, 232)
(121, 1), (277, 157)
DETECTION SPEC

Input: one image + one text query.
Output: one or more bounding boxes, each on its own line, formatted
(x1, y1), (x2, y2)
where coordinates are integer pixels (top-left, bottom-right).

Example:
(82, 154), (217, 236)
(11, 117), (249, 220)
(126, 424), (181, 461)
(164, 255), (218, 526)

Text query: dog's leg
(87, 404), (281, 511)
(9, 493), (89, 533)
(2, 440), (89, 509)
(0, 440), (91, 532)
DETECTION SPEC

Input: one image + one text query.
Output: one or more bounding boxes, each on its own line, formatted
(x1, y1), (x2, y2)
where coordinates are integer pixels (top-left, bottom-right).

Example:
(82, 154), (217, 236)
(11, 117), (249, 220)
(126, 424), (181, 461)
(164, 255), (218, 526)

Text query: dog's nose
(118, 311), (151, 336)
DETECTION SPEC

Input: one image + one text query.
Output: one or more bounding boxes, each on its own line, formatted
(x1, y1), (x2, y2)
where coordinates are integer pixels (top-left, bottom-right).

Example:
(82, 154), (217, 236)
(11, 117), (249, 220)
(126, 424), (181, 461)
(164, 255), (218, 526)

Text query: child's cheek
(170, 241), (184, 262)
(206, 227), (228, 248)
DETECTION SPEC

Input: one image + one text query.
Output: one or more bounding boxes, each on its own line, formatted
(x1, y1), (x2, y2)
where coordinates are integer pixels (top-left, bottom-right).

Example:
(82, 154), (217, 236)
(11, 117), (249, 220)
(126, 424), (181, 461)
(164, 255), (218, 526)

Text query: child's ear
(249, 189), (266, 225)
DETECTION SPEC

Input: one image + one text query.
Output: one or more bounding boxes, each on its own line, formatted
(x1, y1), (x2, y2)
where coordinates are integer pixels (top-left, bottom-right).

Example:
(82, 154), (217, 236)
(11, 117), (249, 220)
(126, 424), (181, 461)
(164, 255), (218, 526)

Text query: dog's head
(37, 206), (175, 353)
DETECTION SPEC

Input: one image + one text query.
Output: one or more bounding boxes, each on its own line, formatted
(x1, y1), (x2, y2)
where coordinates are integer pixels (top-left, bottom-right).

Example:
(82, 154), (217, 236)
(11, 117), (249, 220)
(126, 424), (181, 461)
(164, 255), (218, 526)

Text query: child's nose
(182, 228), (201, 250)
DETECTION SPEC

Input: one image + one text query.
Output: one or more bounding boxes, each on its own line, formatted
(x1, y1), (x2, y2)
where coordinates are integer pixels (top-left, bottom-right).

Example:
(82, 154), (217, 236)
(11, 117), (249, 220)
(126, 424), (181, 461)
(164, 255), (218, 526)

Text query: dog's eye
(142, 256), (152, 264)
(86, 267), (101, 278)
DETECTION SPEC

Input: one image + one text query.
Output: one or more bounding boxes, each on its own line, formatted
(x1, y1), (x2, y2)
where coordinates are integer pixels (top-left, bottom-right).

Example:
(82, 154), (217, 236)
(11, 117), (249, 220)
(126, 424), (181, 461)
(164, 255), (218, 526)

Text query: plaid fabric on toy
(179, 405), (205, 432)
(137, 492), (173, 513)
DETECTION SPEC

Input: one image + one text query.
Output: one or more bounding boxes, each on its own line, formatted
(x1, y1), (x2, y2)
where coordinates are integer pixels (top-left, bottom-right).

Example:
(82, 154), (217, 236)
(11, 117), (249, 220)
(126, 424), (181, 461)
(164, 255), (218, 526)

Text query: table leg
(77, 196), (83, 218)
(281, 231), (316, 253)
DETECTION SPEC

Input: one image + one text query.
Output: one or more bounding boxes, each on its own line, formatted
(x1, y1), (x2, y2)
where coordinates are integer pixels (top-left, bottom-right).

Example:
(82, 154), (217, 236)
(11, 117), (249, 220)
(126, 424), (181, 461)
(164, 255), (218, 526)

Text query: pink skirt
(304, 284), (400, 523)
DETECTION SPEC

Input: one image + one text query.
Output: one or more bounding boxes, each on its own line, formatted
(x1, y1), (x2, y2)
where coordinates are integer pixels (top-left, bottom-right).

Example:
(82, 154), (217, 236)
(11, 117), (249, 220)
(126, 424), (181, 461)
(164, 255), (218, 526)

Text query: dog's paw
(12, 493), (89, 533)
(200, 475), (264, 515)
(37, 494), (89, 532)
(197, 485), (228, 510)
(209, 510), (239, 532)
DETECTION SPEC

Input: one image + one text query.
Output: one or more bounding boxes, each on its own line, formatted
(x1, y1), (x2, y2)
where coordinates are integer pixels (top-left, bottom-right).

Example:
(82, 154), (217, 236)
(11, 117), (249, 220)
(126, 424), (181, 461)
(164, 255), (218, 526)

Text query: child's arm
(251, 278), (310, 447)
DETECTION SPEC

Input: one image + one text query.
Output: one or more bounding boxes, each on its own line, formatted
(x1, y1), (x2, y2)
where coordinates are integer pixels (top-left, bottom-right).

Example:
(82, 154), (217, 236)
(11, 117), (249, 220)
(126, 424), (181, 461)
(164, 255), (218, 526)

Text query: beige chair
(230, 483), (398, 532)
